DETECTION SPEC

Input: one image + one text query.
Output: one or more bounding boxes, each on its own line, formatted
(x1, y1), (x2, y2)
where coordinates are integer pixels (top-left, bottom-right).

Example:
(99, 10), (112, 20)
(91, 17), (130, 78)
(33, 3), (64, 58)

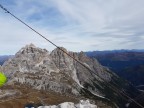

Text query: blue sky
(0, 0), (144, 54)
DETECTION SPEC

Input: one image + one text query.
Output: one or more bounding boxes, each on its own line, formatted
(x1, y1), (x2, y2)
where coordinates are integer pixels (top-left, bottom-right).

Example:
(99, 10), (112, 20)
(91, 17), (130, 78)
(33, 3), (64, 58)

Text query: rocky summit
(0, 44), (141, 108)
(2, 44), (112, 95)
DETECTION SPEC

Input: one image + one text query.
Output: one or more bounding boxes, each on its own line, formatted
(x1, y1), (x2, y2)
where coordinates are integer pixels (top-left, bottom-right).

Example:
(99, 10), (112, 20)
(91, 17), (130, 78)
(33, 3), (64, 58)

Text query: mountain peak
(15, 43), (48, 57)
(26, 43), (36, 48)
(52, 47), (68, 53)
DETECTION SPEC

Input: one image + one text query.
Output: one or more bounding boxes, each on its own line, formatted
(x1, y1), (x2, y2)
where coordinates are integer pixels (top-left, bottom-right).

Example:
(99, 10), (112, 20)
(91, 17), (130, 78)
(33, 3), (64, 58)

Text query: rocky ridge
(0, 44), (140, 108)
(2, 44), (112, 96)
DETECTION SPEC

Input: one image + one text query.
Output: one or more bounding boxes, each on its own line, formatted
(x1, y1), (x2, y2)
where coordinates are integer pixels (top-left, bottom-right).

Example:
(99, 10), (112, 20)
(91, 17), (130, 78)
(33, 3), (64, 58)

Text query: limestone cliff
(1, 44), (140, 108)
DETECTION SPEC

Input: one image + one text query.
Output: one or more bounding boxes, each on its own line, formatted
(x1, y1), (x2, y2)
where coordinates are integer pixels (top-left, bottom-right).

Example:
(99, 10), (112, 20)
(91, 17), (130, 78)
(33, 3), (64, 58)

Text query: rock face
(2, 44), (113, 96)
(2, 44), (80, 95)
(1, 44), (140, 107)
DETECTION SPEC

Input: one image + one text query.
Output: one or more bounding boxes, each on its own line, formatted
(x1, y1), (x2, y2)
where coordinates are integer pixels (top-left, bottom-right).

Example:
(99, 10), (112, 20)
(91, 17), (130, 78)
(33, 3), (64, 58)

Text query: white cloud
(0, 0), (144, 54)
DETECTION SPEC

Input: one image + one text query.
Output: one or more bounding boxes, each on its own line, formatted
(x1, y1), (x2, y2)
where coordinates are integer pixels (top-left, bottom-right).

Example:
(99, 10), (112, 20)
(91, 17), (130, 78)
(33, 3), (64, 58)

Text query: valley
(86, 50), (144, 87)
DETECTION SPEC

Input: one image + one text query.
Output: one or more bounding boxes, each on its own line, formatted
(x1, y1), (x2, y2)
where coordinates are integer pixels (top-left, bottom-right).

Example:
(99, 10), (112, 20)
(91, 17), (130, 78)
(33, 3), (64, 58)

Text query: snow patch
(37, 100), (97, 108)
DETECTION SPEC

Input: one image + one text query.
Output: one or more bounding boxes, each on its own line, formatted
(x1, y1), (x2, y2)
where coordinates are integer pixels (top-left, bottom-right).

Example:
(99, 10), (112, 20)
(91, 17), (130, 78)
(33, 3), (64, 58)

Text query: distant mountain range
(0, 55), (13, 65)
(86, 50), (144, 87)
(86, 49), (144, 54)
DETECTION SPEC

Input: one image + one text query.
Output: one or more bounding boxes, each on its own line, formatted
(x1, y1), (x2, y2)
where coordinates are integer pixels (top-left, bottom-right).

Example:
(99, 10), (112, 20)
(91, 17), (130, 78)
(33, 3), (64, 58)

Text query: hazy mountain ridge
(86, 50), (144, 61)
(120, 65), (144, 86)
(86, 50), (144, 87)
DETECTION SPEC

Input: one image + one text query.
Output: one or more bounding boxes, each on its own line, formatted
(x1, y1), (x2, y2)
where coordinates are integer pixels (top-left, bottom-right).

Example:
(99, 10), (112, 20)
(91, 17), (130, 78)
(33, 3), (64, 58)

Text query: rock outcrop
(38, 100), (97, 108)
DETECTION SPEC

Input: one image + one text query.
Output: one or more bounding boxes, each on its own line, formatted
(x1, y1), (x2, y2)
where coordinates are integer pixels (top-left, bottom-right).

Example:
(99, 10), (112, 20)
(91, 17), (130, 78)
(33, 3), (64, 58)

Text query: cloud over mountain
(0, 0), (144, 54)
